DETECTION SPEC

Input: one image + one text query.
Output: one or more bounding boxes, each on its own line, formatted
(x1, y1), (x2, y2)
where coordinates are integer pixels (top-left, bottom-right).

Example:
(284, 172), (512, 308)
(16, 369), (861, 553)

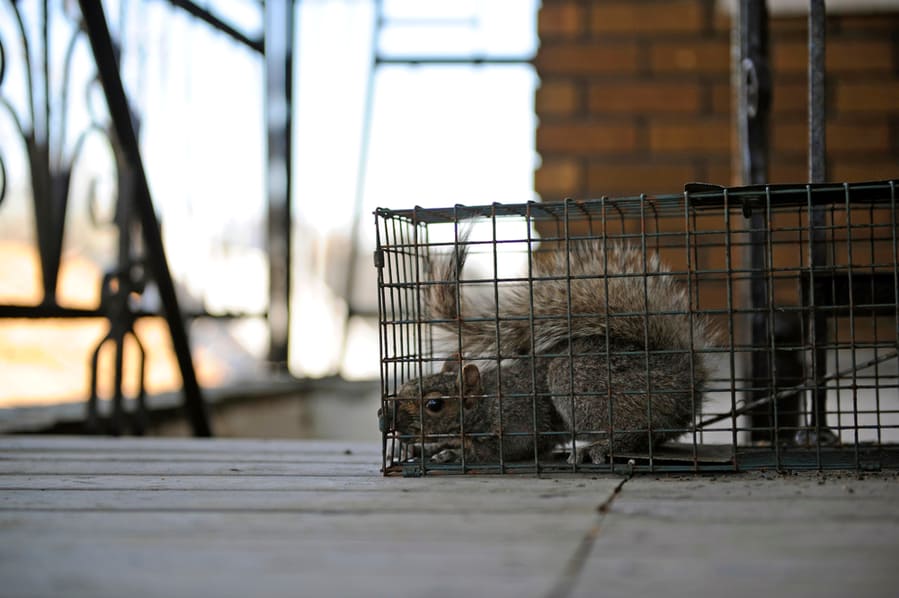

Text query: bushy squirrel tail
(425, 237), (713, 368)
(423, 229), (502, 358)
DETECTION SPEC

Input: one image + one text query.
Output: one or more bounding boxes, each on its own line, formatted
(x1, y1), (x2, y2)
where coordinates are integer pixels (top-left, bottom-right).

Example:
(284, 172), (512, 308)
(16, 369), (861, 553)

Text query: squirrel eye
(425, 398), (444, 413)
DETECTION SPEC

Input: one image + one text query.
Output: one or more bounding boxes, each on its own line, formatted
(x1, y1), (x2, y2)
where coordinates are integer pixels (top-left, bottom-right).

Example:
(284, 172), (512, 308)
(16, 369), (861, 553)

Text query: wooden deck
(1, 435), (898, 598)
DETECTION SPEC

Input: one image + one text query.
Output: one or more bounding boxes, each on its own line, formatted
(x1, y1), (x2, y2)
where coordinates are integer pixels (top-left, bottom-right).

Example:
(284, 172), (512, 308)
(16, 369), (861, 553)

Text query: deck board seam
(545, 474), (631, 598)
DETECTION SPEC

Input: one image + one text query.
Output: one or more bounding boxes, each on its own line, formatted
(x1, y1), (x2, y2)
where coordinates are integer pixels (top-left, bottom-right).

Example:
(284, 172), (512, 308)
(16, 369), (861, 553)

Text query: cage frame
(376, 180), (899, 476)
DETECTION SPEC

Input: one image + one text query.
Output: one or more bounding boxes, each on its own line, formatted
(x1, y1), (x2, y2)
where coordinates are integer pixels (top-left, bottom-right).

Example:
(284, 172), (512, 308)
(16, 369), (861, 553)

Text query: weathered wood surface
(1, 436), (897, 598)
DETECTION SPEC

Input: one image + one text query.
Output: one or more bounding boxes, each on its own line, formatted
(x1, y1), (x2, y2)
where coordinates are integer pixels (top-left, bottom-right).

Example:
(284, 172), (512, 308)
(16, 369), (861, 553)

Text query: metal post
(809, 1), (827, 184)
(265, 0), (295, 369)
(739, 0), (791, 445)
(805, 0), (836, 446)
(78, 0), (212, 437)
(738, 0), (770, 187)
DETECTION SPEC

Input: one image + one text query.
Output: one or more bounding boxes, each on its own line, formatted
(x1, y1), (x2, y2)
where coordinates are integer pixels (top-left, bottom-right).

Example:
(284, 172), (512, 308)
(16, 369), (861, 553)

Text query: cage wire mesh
(375, 180), (899, 475)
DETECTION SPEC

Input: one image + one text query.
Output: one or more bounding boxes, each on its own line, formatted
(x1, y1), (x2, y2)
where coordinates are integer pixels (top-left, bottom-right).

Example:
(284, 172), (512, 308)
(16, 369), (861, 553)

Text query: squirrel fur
(383, 237), (714, 465)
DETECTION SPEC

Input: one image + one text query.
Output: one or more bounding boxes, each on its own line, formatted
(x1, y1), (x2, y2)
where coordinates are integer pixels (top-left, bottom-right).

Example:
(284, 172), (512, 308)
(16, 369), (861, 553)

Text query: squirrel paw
(430, 448), (463, 464)
(566, 444), (608, 465)
(587, 445), (609, 464)
(794, 428), (840, 447)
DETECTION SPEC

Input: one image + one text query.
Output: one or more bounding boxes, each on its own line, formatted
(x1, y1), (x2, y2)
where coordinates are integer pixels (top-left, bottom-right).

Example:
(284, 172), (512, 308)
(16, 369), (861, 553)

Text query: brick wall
(768, 12), (899, 183)
(534, 0), (899, 201)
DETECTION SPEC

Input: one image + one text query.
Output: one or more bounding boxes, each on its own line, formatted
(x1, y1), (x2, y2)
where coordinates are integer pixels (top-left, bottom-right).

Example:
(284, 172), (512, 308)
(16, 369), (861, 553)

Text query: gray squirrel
(381, 236), (715, 465)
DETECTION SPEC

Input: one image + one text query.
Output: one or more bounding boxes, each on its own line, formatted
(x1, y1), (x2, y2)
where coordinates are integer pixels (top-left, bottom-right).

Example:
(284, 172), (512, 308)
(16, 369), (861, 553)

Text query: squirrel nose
(378, 405), (399, 433)
(378, 407), (388, 433)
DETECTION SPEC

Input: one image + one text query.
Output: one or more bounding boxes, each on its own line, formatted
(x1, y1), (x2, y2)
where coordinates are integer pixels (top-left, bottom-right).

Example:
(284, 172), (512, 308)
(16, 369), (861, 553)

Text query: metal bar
(844, 184), (860, 468)
(264, 0), (295, 368)
(166, 0), (263, 54)
(31, 0), (70, 307)
(563, 199), (575, 471)
(763, 188), (782, 463)
(376, 56), (531, 66)
(683, 191), (699, 470)
(696, 349), (899, 429)
(739, 0), (775, 443)
(807, 0), (832, 451)
(525, 203), (541, 475)
(490, 205), (506, 473)
(411, 210), (426, 476)
(0, 304), (266, 319)
(723, 189), (739, 468)
(809, 0), (827, 184)
(639, 194), (655, 470)
(0, 305), (105, 318)
(600, 199), (617, 470)
(738, 0), (771, 187)
(77, 0), (212, 437)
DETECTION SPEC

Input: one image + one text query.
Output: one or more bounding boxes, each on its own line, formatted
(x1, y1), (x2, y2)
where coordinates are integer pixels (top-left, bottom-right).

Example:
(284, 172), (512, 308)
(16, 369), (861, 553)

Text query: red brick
(539, 2), (585, 39)
(536, 80), (580, 116)
(769, 16), (808, 35)
(649, 40), (730, 74)
(773, 39), (893, 73)
(828, 39), (895, 71)
(768, 159), (811, 184)
(835, 81), (899, 114)
(702, 160), (734, 186)
(772, 42), (808, 73)
(648, 120), (731, 152)
(711, 83), (732, 114)
(588, 81), (701, 114)
(771, 82), (809, 115)
(586, 161), (697, 195)
(535, 42), (640, 76)
(590, 0), (705, 35)
(772, 121), (891, 154)
(770, 123), (807, 153)
(712, 6), (732, 33)
(770, 158), (899, 184)
(535, 159), (583, 197)
(538, 122), (638, 154)
(836, 15), (899, 33)
(832, 160), (899, 182)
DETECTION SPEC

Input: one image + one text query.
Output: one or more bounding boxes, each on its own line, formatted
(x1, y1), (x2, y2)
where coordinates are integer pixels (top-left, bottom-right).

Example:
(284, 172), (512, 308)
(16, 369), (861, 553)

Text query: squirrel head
(382, 362), (485, 444)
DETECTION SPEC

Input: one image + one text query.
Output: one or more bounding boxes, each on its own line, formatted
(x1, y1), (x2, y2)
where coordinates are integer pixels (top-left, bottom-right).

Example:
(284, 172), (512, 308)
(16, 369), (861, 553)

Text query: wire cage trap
(375, 180), (899, 475)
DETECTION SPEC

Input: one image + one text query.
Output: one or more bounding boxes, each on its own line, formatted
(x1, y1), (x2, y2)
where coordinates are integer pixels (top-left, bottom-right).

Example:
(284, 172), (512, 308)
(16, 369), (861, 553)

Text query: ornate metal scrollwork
(0, 0), (158, 434)
(1, 26), (9, 208)
(0, 1), (106, 303)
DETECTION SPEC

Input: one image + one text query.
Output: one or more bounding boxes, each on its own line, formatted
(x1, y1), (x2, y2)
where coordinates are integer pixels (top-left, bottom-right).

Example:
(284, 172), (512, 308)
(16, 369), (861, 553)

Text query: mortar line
(545, 474), (632, 598)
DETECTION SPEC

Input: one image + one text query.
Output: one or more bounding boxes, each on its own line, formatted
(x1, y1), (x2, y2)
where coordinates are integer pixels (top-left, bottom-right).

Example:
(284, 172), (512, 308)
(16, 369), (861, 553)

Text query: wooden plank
(0, 473), (619, 493)
(0, 474), (388, 491)
(570, 476), (899, 598)
(0, 435), (381, 456)
(616, 473), (899, 500)
(0, 511), (586, 598)
(0, 459), (382, 476)
(0, 449), (379, 464)
(2, 478), (890, 517)
(0, 509), (594, 544)
(1, 436), (898, 598)
(0, 487), (615, 514)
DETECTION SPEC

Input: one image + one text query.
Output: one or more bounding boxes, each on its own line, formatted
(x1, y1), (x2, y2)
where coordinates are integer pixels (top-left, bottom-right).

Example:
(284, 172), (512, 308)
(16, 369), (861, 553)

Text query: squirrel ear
(461, 364), (483, 408)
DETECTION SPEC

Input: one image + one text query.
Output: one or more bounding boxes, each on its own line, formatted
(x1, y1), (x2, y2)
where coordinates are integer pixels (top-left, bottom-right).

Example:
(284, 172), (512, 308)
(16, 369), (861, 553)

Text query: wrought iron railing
(0, 0), (295, 436)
